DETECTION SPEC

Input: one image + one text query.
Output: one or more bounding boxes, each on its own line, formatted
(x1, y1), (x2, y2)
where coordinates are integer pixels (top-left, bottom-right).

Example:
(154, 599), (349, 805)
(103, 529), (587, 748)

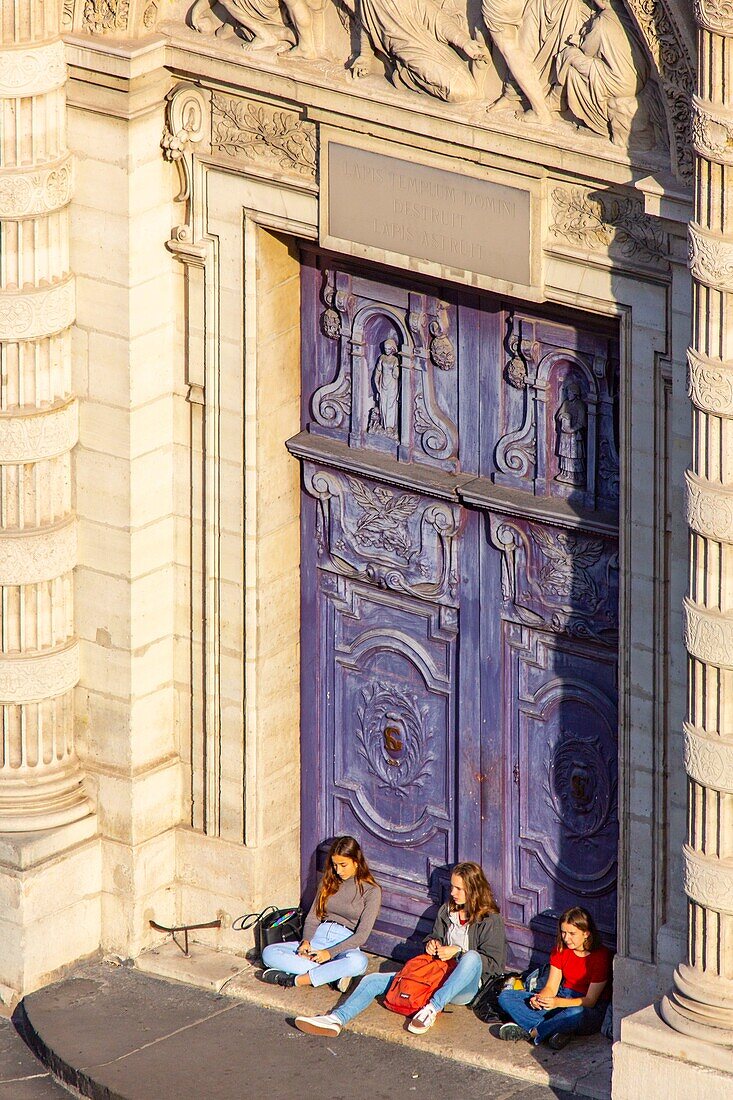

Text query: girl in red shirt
(497, 906), (611, 1050)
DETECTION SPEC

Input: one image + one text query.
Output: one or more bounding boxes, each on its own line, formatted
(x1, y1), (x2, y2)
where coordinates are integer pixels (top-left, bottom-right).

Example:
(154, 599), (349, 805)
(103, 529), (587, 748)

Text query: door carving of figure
(294, 253), (619, 961)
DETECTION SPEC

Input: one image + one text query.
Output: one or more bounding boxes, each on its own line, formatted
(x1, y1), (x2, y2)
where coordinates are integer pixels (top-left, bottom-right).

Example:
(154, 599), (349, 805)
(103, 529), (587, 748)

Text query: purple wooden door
(293, 254), (619, 961)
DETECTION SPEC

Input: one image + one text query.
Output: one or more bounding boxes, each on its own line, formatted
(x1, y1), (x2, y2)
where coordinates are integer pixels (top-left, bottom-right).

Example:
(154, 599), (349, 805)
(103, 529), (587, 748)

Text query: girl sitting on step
(497, 906), (611, 1050)
(260, 835), (381, 993)
(294, 861), (507, 1037)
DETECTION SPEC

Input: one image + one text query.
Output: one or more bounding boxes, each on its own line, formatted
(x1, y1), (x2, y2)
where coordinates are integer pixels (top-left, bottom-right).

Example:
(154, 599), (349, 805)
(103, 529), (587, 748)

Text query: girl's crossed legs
(262, 921), (368, 988)
(498, 986), (607, 1044)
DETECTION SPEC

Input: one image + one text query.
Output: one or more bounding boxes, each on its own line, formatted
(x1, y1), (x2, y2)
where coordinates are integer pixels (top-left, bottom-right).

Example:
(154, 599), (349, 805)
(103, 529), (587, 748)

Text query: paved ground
(0, 1018), (70, 1099)
(137, 942), (611, 1099)
(17, 961), (583, 1100)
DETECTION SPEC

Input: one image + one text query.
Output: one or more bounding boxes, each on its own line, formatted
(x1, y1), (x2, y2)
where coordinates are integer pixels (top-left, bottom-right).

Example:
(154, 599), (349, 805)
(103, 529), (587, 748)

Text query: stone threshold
(136, 941), (612, 1100)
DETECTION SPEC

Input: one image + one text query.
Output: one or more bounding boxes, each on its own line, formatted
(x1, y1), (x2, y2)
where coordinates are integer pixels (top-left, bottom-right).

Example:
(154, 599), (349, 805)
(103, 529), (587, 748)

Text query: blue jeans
(261, 921), (368, 989)
(498, 985), (608, 1044)
(333, 950), (484, 1025)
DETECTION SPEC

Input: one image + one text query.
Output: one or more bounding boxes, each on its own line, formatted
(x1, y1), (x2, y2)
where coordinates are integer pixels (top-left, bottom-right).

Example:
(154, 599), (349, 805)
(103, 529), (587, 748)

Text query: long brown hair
(449, 861), (500, 924)
(315, 836), (377, 920)
(555, 907), (603, 952)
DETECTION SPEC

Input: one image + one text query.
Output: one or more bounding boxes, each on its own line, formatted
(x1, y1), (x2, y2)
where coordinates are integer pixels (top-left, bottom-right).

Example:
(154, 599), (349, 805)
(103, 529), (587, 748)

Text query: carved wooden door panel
(480, 312), (620, 961)
(293, 254), (619, 961)
(297, 254), (481, 955)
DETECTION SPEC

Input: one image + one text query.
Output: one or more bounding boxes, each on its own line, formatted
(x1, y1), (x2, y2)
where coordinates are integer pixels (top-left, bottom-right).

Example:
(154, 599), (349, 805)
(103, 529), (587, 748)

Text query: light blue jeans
(498, 985), (608, 1044)
(261, 921), (368, 988)
(333, 950), (484, 1025)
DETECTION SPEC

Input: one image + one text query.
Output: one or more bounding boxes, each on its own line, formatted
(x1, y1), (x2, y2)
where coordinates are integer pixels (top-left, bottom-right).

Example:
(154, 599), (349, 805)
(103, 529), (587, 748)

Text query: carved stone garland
(62, 0), (160, 37)
(0, 0), (90, 831)
(660, 0), (733, 1044)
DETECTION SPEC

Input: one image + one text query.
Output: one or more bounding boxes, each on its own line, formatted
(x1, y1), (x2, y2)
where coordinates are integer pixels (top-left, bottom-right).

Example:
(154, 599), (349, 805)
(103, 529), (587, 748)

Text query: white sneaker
(295, 1013), (343, 1037)
(336, 976), (352, 994)
(407, 1002), (440, 1034)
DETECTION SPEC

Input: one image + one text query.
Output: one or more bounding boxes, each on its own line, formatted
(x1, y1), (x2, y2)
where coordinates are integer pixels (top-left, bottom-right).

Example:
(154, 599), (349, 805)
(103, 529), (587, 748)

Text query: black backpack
(471, 964), (551, 1024)
(471, 972), (522, 1023)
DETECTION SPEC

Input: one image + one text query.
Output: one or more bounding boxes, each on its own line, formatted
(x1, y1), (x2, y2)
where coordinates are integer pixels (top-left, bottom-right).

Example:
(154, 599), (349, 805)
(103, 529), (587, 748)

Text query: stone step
(139, 941), (612, 1100)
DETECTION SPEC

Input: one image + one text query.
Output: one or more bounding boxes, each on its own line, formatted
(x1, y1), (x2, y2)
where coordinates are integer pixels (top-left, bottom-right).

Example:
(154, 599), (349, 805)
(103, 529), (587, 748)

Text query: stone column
(659, 0), (733, 1046)
(0, 0), (90, 831)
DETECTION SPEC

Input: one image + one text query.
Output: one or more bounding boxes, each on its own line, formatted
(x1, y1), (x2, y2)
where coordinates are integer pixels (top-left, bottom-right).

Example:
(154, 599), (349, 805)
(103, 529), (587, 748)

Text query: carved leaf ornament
(348, 476), (420, 561)
(550, 187), (667, 263)
(356, 684), (434, 796)
(211, 95), (316, 178)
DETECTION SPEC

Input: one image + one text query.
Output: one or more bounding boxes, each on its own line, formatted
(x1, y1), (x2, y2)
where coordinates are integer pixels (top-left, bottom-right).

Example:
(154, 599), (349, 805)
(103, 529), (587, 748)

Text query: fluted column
(0, 0), (90, 830)
(660, 0), (733, 1045)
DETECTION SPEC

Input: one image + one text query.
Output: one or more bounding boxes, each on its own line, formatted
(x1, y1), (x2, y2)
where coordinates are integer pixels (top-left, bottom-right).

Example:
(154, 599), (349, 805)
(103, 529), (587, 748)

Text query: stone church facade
(0, 0), (730, 1093)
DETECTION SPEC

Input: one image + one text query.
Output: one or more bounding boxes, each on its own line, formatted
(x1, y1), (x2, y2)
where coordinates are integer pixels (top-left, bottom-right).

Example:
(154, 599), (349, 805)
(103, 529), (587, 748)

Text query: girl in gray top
(261, 836), (381, 992)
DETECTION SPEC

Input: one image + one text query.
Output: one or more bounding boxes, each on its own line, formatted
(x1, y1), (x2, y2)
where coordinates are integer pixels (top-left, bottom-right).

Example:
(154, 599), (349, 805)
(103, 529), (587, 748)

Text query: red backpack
(384, 953), (457, 1016)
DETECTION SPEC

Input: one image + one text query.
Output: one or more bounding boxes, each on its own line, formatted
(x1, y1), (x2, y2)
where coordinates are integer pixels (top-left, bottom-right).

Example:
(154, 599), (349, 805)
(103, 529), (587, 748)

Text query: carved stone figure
(190, 0), (291, 49)
(490, 0), (592, 111)
(556, 0), (651, 146)
(352, 0), (488, 103)
(481, 0), (555, 123)
(189, 0), (326, 58)
(368, 338), (400, 437)
(554, 381), (587, 485)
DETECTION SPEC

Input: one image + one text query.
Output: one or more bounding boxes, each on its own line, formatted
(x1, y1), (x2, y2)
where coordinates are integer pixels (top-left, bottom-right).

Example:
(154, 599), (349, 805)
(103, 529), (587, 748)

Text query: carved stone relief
(183, 0), (692, 178)
(0, 401), (78, 464)
(686, 473), (733, 543)
(305, 465), (461, 605)
(352, 0), (488, 103)
(687, 348), (733, 417)
(691, 99), (733, 166)
(556, 0), (652, 146)
(0, 280), (75, 342)
(0, 160), (73, 220)
(161, 83), (209, 241)
(684, 723), (733, 794)
(694, 0), (733, 36)
(210, 94), (316, 178)
(0, 521), (77, 587)
(689, 223), (733, 292)
(63, 0), (165, 35)
(549, 185), (668, 263)
(190, 0), (328, 56)
(621, 0), (695, 180)
(683, 845), (733, 916)
(683, 599), (733, 670)
(0, 643), (79, 705)
(0, 42), (66, 97)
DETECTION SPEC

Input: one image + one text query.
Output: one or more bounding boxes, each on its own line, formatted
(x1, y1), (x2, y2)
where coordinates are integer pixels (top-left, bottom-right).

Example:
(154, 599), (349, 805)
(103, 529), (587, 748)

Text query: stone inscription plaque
(327, 143), (532, 287)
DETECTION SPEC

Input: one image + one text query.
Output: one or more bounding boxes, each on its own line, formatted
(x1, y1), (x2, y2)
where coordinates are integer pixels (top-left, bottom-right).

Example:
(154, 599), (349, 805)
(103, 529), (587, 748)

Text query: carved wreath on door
(545, 731), (615, 839)
(355, 684), (434, 796)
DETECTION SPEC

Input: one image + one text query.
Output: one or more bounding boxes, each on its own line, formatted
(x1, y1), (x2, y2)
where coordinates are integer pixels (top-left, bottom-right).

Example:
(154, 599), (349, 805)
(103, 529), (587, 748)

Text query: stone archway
(621, 0), (696, 180)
